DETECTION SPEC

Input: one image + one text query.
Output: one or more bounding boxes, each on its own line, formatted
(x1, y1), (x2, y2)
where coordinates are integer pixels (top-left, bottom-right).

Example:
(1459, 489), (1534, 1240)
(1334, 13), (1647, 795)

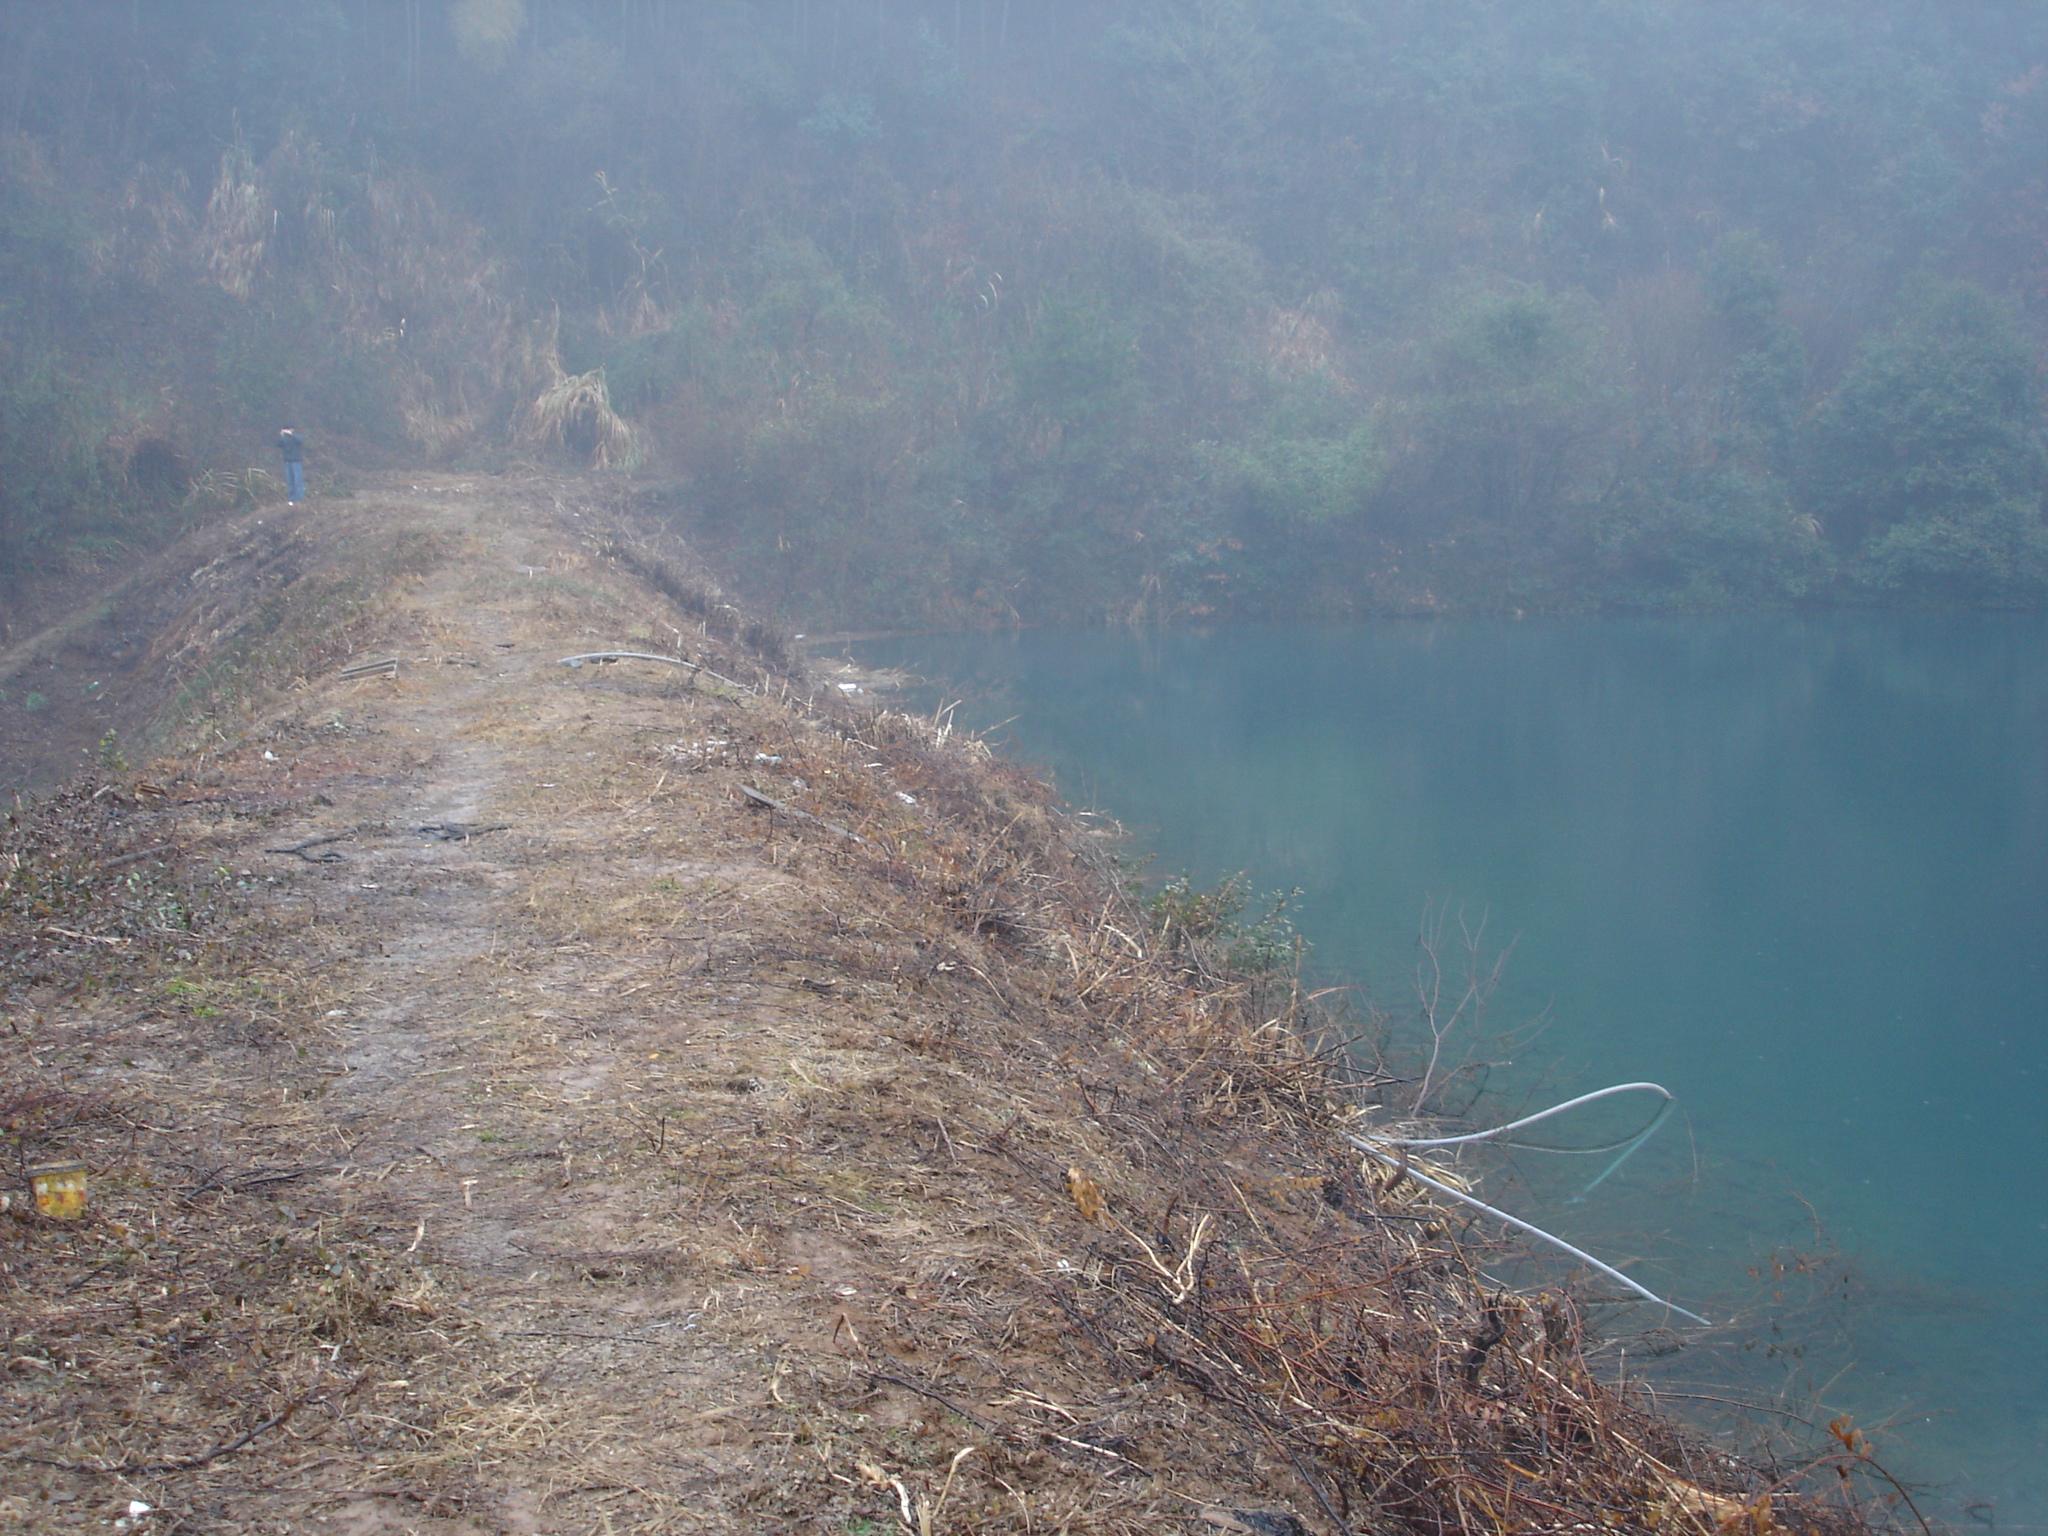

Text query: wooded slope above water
(5, 1), (2048, 624)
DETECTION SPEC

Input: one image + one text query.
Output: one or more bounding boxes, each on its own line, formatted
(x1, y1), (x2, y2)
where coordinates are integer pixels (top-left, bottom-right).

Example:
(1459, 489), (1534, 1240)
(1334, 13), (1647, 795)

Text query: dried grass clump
(181, 465), (281, 512)
(520, 368), (642, 470)
(851, 702), (991, 759)
(197, 143), (266, 299)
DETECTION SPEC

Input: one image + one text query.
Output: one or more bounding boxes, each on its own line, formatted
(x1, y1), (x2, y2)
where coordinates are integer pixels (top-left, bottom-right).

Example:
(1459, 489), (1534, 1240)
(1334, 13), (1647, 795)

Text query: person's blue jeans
(285, 460), (304, 502)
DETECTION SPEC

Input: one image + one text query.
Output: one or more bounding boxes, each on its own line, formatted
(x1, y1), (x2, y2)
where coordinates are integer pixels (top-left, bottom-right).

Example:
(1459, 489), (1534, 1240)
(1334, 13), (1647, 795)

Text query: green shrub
(1148, 873), (1301, 978)
(1860, 498), (2048, 603)
(1805, 282), (2045, 555)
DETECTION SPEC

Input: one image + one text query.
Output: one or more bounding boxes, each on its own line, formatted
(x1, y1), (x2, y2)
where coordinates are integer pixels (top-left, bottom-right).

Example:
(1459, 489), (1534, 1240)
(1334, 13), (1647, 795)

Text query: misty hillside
(4, 0), (2048, 625)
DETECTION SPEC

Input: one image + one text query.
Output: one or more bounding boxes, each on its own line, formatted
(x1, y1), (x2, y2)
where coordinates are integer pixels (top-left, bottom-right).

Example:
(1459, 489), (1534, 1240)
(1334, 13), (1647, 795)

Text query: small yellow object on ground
(29, 1161), (88, 1219)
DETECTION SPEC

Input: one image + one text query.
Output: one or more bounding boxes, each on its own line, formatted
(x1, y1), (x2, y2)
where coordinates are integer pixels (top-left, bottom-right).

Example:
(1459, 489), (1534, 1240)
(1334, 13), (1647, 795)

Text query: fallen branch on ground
(4, 1372), (352, 1475)
(738, 784), (872, 848)
(265, 833), (350, 862)
(557, 650), (754, 695)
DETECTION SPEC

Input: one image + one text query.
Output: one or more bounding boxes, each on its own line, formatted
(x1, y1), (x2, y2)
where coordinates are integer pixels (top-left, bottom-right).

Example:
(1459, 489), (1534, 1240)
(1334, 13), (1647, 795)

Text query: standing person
(277, 427), (305, 504)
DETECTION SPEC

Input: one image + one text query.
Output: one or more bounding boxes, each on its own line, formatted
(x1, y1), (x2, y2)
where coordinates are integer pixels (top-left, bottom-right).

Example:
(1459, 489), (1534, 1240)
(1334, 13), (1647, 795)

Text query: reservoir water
(854, 615), (2048, 1526)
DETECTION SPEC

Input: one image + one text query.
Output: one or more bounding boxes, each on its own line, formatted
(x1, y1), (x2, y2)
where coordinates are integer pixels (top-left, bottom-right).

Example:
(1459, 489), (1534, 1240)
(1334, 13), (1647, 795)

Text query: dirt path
(168, 482), (879, 1529)
(5, 477), (1313, 1534)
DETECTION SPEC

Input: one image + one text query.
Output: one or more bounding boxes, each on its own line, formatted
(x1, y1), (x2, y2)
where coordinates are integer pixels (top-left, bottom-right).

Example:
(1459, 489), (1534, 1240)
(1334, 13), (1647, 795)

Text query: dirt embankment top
(0, 478), (1875, 1535)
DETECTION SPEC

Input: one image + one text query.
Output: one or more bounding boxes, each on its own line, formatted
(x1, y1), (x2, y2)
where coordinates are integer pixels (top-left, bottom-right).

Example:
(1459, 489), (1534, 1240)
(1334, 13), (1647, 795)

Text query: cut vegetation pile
(1, 475), (1896, 1534)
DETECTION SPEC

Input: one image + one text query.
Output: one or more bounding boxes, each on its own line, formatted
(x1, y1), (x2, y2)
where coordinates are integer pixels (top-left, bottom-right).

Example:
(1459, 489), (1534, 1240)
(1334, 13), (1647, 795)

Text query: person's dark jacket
(278, 431), (303, 463)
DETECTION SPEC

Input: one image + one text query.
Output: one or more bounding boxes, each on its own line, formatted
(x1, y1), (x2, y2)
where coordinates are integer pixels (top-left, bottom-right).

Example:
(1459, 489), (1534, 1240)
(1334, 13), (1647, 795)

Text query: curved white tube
(1346, 1132), (1710, 1327)
(1380, 1081), (1676, 1198)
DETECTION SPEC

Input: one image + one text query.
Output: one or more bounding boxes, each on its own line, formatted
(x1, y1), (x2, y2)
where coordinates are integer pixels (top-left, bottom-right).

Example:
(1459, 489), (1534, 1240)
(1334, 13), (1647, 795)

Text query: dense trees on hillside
(2, 0), (2047, 621)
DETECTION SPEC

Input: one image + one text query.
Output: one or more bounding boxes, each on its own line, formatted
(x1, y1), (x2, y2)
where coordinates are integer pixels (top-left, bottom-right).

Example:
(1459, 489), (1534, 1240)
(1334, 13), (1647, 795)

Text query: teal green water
(856, 616), (2048, 1525)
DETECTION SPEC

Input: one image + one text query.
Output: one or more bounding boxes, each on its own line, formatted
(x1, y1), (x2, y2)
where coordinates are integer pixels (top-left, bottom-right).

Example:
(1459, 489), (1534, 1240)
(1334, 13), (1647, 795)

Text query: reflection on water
(855, 615), (2048, 1524)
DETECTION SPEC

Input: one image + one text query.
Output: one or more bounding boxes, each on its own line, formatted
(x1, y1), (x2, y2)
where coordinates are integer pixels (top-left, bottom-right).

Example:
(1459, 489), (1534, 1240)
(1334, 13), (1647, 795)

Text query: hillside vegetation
(4, 0), (2048, 624)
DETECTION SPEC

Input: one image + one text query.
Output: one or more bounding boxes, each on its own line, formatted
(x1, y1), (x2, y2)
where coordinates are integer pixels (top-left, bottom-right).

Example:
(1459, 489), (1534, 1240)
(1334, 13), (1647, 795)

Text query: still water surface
(855, 616), (2048, 1524)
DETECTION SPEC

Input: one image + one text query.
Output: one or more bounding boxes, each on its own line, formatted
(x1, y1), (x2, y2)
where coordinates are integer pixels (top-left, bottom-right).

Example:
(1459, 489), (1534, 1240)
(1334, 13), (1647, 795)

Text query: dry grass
(520, 369), (642, 470)
(529, 688), (1903, 1535)
(0, 775), (499, 1532)
(588, 518), (805, 678)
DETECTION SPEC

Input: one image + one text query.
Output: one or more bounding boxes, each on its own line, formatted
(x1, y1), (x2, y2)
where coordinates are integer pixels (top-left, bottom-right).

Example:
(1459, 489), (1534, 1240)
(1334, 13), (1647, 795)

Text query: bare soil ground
(0, 478), (1882, 1536)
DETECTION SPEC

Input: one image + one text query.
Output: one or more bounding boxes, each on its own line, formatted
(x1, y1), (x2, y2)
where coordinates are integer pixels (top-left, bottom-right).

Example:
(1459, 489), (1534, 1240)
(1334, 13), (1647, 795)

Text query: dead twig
(6, 1372), (351, 1474)
(265, 834), (350, 863)
(737, 784), (872, 848)
(102, 842), (182, 870)
(557, 650), (753, 695)
(42, 924), (128, 946)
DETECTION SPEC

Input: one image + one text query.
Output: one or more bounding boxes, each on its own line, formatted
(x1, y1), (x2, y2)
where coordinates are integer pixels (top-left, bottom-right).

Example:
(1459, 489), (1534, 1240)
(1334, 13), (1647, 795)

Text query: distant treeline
(4, 0), (2048, 620)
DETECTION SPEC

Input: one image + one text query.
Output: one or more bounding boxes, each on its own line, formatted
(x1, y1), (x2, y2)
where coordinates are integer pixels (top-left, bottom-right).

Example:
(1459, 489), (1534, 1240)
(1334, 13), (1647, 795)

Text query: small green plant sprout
(1147, 873), (1302, 977)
